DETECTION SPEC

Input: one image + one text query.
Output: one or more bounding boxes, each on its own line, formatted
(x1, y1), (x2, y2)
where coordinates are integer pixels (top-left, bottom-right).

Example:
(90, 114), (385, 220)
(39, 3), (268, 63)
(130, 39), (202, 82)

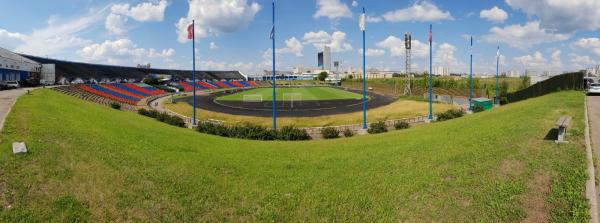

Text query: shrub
(368, 121), (388, 134)
(196, 122), (306, 141)
(278, 126), (311, 141)
(473, 105), (484, 113)
(321, 127), (340, 139)
(499, 96), (509, 105)
(343, 128), (354, 137)
(436, 109), (465, 121)
(138, 108), (149, 116)
(138, 108), (185, 128)
(110, 102), (121, 110)
(394, 121), (410, 130)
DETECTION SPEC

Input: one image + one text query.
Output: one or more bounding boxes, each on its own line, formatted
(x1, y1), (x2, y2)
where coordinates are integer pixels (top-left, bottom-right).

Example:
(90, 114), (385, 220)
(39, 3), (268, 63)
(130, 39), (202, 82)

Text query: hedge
(506, 72), (584, 103)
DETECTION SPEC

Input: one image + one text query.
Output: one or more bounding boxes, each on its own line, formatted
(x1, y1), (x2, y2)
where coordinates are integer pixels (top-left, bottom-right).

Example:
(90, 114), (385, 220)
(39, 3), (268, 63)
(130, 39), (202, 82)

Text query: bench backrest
(556, 116), (572, 128)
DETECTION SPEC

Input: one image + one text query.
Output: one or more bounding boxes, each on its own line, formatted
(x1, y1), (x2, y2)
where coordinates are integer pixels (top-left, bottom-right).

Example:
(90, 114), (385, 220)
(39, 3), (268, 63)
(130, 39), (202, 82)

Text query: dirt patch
(498, 159), (525, 179)
(522, 171), (552, 223)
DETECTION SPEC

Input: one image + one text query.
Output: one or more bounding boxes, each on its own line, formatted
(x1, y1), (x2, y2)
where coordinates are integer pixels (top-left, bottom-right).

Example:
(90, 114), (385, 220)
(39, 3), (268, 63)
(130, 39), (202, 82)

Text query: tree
(318, 71), (329, 81)
(143, 77), (160, 86)
(347, 74), (354, 79)
(500, 80), (509, 95)
(519, 76), (531, 90)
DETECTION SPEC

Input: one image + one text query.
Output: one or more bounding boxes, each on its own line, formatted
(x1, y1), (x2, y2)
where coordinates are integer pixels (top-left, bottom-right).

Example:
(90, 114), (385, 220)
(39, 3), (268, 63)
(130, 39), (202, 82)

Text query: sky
(1, 0), (599, 76)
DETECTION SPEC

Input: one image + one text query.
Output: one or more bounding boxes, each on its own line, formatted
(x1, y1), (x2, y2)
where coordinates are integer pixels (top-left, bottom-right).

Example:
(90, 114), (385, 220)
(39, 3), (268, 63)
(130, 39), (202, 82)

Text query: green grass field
(0, 89), (589, 222)
(217, 87), (364, 101)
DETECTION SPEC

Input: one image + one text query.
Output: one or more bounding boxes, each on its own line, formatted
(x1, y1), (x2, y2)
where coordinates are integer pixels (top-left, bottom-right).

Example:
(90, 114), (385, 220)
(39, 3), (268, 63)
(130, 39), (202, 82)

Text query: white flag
(359, 13), (366, 31)
(496, 46), (500, 58)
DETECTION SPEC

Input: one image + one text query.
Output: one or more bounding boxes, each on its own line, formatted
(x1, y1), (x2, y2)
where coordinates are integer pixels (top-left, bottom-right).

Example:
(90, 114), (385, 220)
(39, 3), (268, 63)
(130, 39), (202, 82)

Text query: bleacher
(69, 83), (167, 105)
(21, 54), (247, 81)
(54, 80), (264, 109)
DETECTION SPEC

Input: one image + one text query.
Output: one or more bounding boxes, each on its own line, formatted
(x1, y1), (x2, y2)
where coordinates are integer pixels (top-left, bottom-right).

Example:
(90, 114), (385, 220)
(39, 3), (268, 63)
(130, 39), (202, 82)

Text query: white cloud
(303, 30), (352, 53)
(14, 7), (109, 56)
(279, 37), (304, 56)
(480, 6), (508, 23)
(571, 38), (600, 56)
(570, 53), (598, 69)
(0, 29), (26, 50)
(200, 60), (254, 73)
(314, 0), (352, 20)
(78, 39), (175, 65)
(551, 49), (562, 69)
(176, 0), (261, 43)
(352, 1), (358, 7)
(435, 43), (462, 68)
(506, 0), (600, 32)
(358, 48), (385, 57)
(482, 21), (571, 50)
(382, 2), (453, 22)
(366, 16), (382, 23)
(105, 13), (128, 35)
(513, 51), (548, 70)
(376, 35), (428, 58)
(209, 42), (219, 50)
(110, 0), (168, 22)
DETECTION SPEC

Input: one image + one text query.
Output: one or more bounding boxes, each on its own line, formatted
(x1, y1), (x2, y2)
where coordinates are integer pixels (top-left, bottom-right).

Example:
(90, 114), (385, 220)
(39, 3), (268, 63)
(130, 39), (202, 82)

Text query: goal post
(243, 94), (263, 103)
(283, 93), (302, 109)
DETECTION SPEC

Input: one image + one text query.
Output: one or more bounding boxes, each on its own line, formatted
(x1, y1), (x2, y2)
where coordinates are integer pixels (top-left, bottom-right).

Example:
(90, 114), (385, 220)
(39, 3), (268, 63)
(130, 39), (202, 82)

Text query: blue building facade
(0, 68), (29, 81)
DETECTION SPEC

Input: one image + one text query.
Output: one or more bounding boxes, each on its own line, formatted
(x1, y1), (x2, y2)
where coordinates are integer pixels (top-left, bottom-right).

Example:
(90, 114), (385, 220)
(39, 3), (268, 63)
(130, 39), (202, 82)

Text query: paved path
(0, 88), (31, 132)
(588, 95), (600, 223)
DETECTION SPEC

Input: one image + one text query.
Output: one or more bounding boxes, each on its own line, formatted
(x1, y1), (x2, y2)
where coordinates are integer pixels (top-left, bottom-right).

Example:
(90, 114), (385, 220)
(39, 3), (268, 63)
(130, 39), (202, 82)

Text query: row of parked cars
(0, 81), (20, 90)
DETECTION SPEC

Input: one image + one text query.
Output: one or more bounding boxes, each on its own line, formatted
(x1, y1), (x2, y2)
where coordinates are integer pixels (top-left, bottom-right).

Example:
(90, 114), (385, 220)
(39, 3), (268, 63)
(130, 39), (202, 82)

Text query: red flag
(187, 24), (194, 39)
(429, 28), (432, 43)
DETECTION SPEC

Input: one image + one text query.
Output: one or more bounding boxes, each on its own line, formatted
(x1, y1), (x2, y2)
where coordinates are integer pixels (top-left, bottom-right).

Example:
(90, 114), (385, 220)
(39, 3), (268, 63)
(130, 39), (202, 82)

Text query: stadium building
(0, 47), (47, 85)
(1, 47), (247, 86)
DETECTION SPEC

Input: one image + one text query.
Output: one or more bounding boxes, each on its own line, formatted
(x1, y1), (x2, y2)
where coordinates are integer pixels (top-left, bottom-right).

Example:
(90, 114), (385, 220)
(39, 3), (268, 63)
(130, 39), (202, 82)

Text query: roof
(20, 54), (245, 80)
(473, 98), (492, 102)
(0, 47), (40, 65)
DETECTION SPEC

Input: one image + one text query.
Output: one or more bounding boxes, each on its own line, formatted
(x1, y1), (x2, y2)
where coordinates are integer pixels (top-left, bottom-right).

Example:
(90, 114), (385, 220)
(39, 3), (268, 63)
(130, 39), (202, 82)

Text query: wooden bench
(555, 116), (572, 143)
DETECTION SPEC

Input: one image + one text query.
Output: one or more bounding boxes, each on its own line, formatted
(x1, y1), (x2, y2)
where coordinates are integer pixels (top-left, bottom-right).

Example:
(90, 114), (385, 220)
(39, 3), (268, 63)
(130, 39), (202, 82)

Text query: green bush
(499, 96), (509, 105)
(321, 127), (340, 139)
(472, 105), (484, 113)
(278, 126), (311, 141)
(343, 128), (354, 137)
(197, 122), (308, 141)
(368, 121), (388, 134)
(394, 121), (410, 130)
(138, 108), (185, 128)
(436, 109), (465, 121)
(110, 102), (121, 110)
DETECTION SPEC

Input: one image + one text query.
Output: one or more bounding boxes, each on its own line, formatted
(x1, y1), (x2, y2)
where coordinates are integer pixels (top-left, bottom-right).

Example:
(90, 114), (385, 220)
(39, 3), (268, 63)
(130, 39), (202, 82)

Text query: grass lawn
(166, 99), (453, 127)
(0, 89), (589, 222)
(216, 87), (364, 101)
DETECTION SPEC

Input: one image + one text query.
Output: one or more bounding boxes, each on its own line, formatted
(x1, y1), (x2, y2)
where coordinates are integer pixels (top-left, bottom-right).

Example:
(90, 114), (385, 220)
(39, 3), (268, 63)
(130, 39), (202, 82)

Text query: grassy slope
(0, 89), (589, 222)
(217, 87), (363, 101)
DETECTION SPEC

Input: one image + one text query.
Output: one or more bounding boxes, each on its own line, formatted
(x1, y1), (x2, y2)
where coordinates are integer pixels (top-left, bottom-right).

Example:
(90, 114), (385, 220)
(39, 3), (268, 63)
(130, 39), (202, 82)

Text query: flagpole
(192, 20), (197, 126)
(496, 45), (500, 105)
(428, 24), (433, 121)
(362, 7), (367, 129)
(469, 36), (473, 112)
(271, 1), (277, 130)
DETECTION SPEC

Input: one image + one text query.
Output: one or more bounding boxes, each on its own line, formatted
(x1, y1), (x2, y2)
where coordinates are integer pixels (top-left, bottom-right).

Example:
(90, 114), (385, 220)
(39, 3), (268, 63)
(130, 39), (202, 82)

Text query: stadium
(1, 1), (599, 222)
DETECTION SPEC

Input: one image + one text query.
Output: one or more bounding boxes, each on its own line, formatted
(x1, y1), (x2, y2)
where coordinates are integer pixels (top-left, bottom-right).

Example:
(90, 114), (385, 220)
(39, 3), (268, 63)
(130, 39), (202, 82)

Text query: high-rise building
(323, 46), (331, 71)
(432, 66), (450, 76)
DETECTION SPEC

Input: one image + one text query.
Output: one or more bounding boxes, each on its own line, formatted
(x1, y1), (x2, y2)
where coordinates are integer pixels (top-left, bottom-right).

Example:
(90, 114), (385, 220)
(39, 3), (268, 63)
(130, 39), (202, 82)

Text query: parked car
(1, 81), (20, 89)
(587, 83), (600, 95)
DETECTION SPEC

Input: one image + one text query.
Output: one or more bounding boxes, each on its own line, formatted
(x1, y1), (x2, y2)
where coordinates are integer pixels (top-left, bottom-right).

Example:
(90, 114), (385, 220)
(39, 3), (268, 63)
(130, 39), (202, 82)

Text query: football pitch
(216, 87), (364, 101)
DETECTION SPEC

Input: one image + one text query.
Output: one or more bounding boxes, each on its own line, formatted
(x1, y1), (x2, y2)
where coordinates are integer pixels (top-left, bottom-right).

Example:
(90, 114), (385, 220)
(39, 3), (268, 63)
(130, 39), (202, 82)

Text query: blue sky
(0, 0), (599, 76)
